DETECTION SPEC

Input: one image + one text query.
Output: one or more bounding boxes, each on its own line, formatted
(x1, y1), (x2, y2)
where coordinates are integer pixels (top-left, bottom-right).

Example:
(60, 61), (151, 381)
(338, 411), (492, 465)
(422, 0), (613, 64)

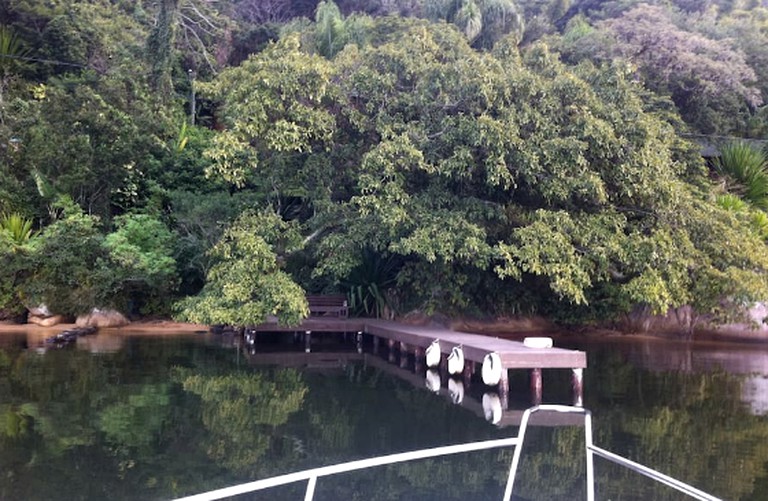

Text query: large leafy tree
(199, 18), (768, 325)
(550, 3), (766, 135)
(599, 5), (761, 130)
(177, 210), (309, 326)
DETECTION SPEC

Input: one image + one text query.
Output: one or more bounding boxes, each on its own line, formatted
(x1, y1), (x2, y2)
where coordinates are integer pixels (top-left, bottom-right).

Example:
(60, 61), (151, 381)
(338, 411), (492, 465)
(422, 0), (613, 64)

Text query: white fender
(425, 369), (441, 393)
(447, 346), (465, 376)
(523, 337), (553, 349)
(448, 378), (464, 405)
(425, 339), (441, 368)
(482, 392), (502, 425)
(482, 352), (502, 386)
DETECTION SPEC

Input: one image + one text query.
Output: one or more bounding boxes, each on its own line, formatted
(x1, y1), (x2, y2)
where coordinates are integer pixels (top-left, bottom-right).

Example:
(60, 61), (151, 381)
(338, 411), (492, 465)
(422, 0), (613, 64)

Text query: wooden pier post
(438, 354), (448, 375)
(304, 331), (312, 353)
(572, 368), (584, 407)
(399, 342), (409, 369)
(373, 336), (380, 354)
(463, 361), (474, 389)
(498, 369), (510, 411)
(531, 368), (543, 405)
(414, 346), (425, 373)
(388, 338), (396, 363)
(356, 331), (363, 354)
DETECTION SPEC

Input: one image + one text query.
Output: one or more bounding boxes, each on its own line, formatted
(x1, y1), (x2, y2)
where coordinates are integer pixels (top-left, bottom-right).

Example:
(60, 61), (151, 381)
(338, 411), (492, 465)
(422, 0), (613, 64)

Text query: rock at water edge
(76, 309), (129, 328)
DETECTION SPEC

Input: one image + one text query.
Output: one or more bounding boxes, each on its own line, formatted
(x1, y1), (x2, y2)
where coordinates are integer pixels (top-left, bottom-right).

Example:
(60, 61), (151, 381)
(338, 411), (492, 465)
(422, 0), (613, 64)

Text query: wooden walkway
(251, 317), (587, 405)
(364, 319), (585, 370)
(254, 317), (585, 369)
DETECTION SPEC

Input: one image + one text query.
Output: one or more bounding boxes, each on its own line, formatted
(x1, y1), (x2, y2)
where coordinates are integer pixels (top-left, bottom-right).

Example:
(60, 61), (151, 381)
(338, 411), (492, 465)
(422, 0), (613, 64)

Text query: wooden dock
(364, 319), (585, 370)
(251, 317), (587, 406)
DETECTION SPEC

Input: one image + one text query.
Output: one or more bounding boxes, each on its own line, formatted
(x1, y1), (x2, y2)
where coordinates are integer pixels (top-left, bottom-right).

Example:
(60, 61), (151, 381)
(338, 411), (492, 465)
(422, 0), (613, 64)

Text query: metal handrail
(173, 436), (521, 501)
(503, 405), (592, 501)
(587, 444), (721, 501)
(172, 404), (722, 501)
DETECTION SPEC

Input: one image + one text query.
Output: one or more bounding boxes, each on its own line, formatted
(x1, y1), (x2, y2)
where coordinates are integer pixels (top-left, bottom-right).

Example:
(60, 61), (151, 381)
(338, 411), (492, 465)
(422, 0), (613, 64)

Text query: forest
(1, 0), (768, 332)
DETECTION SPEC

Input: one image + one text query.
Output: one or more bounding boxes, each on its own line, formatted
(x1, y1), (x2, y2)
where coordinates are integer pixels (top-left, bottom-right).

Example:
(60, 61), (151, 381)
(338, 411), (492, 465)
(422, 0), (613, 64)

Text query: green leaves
(177, 210), (309, 326)
(195, 16), (768, 325)
(201, 34), (336, 187)
(495, 210), (592, 304)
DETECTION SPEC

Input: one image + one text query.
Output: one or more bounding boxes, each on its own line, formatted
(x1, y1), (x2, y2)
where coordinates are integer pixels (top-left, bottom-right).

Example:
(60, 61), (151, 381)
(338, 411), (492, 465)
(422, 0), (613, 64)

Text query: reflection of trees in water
(580, 351), (768, 501)
(174, 367), (307, 473)
(1, 340), (767, 500)
(0, 340), (310, 499)
(272, 363), (515, 501)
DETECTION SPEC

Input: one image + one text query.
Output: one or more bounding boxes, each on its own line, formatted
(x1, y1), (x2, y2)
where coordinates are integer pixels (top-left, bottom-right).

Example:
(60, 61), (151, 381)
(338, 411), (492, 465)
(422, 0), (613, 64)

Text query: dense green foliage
(0, 0), (767, 331)
(199, 15), (768, 326)
(177, 210), (309, 326)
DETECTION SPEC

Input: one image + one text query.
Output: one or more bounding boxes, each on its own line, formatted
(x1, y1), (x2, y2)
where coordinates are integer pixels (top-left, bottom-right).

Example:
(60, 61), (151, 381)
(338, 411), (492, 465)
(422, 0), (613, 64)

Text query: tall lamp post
(188, 68), (196, 125)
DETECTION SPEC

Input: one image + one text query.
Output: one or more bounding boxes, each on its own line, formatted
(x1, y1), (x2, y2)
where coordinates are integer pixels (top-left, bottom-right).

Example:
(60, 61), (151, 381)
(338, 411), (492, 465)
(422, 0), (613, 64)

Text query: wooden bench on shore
(307, 294), (349, 318)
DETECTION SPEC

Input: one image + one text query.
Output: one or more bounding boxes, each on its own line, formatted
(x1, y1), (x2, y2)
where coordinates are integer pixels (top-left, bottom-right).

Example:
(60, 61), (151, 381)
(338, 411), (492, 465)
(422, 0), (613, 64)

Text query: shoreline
(2, 316), (767, 346)
(0, 319), (208, 335)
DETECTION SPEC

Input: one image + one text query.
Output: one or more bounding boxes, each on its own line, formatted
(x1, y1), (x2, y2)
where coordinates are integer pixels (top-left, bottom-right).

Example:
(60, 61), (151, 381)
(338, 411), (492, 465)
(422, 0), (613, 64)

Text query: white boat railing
(173, 404), (722, 501)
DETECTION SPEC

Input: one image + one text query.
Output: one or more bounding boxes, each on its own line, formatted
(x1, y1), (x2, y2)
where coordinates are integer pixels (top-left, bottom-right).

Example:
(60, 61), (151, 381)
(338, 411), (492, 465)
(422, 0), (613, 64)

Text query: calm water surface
(0, 330), (767, 500)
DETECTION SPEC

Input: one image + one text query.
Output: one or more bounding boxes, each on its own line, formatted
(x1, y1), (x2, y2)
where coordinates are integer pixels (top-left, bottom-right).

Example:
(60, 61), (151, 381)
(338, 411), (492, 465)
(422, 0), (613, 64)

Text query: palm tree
(475, 0), (524, 48)
(315, 0), (345, 58)
(0, 26), (30, 78)
(422, 0), (523, 48)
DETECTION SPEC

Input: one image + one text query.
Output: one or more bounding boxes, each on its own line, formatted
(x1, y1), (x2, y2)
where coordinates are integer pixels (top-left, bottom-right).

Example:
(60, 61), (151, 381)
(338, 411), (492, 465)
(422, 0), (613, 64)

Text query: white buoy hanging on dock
(448, 378), (464, 404)
(482, 352), (502, 386)
(425, 369), (441, 393)
(447, 345), (465, 376)
(482, 392), (502, 425)
(523, 337), (553, 349)
(425, 339), (441, 368)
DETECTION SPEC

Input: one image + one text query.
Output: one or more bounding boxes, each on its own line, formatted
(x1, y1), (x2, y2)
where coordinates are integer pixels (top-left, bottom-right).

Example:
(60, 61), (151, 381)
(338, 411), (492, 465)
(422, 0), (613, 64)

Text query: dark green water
(0, 332), (766, 501)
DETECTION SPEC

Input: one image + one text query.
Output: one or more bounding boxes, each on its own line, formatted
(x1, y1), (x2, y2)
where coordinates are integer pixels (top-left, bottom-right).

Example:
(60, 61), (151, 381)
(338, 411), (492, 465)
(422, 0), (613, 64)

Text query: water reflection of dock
(243, 350), (585, 428)
(252, 317), (587, 407)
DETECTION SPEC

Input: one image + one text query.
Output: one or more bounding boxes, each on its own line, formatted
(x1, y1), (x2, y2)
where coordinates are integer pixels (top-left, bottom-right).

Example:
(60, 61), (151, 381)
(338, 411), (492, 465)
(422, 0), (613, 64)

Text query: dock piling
(531, 368), (543, 405)
(498, 370), (510, 411)
(572, 368), (584, 407)
(399, 342), (409, 369)
(463, 362), (474, 389)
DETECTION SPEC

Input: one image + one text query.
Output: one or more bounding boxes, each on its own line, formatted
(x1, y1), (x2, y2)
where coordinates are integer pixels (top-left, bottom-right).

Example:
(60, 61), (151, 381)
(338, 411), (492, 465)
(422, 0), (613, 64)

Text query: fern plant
(715, 193), (748, 212)
(713, 141), (768, 210)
